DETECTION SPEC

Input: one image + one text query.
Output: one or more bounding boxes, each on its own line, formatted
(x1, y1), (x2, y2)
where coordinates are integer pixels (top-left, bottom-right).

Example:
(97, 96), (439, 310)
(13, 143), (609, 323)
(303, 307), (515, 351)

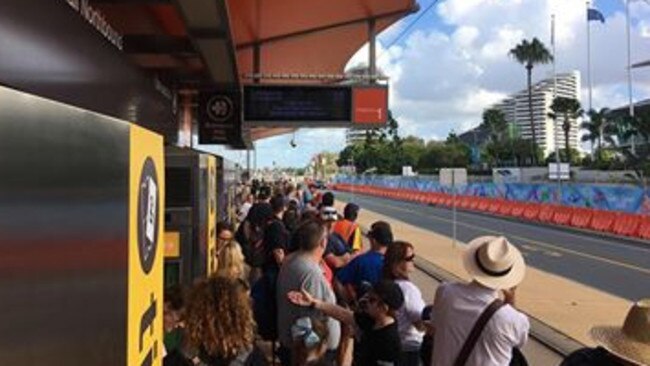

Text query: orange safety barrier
(487, 199), (502, 213)
(476, 198), (490, 212)
(589, 210), (618, 232)
(637, 216), (650, 239)
(569, 207), (594, 229)
(538, 204), (556, 223)
(523, 203), (541, 221)
(467, 197), (481, 211)
(498, 201), (515, 216)
(422, 193), (436, 205)
(552, 207), (573, 225)
(611, 213), (642, 237)
(338, 184), (647, 240)
(510, 202), (526, 217)
(459, 196), (472, 209)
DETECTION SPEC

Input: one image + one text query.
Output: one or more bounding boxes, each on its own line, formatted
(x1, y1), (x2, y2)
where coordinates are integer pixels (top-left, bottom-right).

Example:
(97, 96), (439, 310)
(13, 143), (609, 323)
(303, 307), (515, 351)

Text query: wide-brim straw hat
(462, 236), (525, 290)
(590, 299), (650, 366)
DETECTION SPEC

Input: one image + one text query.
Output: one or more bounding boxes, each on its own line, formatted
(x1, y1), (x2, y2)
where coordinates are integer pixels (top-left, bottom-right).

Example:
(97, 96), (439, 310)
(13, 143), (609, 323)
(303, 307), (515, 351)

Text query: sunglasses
(404, 254), (415, 262)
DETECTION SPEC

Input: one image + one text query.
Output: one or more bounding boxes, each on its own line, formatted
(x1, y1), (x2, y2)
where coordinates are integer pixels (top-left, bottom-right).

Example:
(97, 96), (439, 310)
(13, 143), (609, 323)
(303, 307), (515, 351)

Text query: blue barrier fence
(334, 175), (650, 215)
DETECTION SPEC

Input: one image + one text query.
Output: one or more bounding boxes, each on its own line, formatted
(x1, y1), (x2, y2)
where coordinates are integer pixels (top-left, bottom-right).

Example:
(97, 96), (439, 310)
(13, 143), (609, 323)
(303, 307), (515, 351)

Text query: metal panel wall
(0, 86), (129, 365)
(0, 0), (177, 142)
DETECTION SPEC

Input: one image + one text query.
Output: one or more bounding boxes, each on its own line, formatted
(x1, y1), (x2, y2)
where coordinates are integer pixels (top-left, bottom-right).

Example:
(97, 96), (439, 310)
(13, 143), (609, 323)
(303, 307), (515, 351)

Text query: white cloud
(361, 0), (650, 142)
(252, 0), (650, 167)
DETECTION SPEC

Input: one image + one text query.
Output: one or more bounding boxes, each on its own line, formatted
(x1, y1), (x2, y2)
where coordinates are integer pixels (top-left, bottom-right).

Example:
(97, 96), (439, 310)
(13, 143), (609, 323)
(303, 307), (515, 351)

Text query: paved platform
(334, 200), (632, 347)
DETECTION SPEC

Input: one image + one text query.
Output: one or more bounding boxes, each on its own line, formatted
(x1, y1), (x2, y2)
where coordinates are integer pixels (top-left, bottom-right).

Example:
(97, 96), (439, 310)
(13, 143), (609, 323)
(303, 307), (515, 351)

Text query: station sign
(243, 84), (388, 128)
(198, 89), (241, 145)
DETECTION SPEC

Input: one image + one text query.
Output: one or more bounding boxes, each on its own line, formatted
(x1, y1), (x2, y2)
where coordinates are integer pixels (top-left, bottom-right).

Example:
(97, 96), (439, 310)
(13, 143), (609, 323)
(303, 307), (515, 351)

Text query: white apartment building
(492, 71), (581, 158)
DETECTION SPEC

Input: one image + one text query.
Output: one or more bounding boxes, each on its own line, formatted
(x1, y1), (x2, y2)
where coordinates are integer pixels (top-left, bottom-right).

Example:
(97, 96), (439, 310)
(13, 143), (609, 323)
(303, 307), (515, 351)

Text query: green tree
(581, 108), (610, 162)
(482, 108), (508, 143)
(481, 109), (509, 165)
(549, 97), (583, 163)
(509, 37), (553, 162)
(400, 136), (426, 169)
(546, 148), (582, 165)
(621, 111), (650, 146)
(417, 137), (471, 172)
(337, 111), (405, 175)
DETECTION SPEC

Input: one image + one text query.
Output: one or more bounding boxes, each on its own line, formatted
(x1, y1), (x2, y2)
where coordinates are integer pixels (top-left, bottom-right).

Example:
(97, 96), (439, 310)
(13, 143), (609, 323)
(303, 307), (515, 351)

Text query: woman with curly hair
(184, 276), (267, 366)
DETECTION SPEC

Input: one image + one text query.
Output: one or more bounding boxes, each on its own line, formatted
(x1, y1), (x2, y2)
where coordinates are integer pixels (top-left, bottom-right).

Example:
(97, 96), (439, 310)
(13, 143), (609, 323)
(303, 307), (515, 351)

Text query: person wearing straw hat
(430, 236), (530, 366)
(560, 299), (650, 366)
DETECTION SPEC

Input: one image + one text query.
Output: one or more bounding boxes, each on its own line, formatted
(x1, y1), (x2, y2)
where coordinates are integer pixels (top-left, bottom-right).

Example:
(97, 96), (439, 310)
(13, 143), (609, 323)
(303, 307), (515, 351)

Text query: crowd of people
(163, 179), (650, 366)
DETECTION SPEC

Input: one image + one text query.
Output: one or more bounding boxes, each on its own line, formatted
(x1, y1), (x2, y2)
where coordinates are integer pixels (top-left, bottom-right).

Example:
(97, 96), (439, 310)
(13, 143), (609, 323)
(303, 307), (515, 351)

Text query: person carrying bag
(453, 299), (527, 366)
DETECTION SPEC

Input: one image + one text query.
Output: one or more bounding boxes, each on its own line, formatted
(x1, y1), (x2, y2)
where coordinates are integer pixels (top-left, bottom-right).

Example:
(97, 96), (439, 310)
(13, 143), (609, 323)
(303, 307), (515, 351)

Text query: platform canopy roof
(96, 0), (416, 146)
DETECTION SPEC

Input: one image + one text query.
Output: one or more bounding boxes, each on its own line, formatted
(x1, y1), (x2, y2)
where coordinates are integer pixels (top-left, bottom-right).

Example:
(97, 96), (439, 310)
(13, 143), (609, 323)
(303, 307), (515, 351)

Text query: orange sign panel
(353, 87), (388, 125)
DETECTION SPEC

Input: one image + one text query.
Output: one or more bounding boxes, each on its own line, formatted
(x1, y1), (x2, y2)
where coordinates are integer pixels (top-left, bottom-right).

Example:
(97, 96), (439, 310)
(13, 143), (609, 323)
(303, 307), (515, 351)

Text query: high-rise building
(491, 71), (581, 158)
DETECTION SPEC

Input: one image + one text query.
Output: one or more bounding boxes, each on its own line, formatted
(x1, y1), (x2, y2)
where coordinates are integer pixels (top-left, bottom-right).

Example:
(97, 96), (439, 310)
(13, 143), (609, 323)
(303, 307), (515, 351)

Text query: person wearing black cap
(335, 221), (393, 302)
(288, 279), (404, 366)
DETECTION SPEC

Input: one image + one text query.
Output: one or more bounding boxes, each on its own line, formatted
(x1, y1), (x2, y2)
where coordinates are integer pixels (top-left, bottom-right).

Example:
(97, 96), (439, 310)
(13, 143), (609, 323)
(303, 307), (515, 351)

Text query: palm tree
(550, 97), (583, 163)
(481, 108), (508, 143)
(581, 108), (609, 162)
(622, 110), (650, 147)
(509, 38), (553, 163)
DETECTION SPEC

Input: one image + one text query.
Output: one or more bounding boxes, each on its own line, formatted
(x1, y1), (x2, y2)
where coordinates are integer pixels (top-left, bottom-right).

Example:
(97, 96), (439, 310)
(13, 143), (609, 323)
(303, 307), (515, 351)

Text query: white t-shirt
(238, 202), (252, 222)
(432, 282), (529, 366)
(395, 279), (426, 351)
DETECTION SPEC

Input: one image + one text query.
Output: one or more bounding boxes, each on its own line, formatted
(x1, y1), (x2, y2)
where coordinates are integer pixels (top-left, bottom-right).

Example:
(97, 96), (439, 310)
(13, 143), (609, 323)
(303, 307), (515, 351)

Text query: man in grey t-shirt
(277, 221), (340, 364)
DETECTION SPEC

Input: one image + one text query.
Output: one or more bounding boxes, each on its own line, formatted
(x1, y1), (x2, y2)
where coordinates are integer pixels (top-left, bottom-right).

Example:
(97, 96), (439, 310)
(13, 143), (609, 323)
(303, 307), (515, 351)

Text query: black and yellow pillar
(0, 85), (164, 366)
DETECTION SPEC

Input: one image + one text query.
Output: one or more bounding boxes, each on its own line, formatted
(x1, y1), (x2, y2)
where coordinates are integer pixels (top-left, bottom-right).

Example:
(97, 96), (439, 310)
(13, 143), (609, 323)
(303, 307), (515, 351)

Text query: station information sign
(243, 84), (388, 127)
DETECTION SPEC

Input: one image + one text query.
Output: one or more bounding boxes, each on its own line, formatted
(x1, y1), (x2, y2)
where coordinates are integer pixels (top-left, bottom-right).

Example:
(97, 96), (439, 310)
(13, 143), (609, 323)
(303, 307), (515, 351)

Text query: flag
(588, 8), (605, 23)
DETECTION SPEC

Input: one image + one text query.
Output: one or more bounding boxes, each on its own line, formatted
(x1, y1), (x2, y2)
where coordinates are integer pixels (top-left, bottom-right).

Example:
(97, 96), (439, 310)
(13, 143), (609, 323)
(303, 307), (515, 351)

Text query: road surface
(336, 191), (650, 300)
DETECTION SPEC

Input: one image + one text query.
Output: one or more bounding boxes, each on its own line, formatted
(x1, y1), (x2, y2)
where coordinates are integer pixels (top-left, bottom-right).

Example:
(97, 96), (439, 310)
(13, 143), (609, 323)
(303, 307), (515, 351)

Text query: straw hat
(462, 236), (525, 290)
(590, 299), (650, 366)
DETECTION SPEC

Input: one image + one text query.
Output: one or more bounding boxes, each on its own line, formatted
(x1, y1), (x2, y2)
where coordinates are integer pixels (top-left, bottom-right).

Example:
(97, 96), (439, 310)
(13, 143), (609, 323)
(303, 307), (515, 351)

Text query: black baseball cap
(366, 221), (393, 246)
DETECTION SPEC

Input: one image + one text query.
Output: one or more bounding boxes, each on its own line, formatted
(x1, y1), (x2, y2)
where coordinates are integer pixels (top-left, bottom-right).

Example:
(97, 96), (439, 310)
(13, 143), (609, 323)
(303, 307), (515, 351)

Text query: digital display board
(244, 85), (352, 125)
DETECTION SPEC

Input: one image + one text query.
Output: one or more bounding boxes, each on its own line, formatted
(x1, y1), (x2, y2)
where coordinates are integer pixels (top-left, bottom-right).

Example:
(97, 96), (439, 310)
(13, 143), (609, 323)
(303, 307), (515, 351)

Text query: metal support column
(368, 19), (377, 84)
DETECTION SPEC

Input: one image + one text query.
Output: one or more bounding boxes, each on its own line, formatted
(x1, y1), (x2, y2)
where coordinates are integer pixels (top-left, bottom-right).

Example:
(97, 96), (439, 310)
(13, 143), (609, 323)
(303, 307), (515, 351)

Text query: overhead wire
(378, 0), (441, 61)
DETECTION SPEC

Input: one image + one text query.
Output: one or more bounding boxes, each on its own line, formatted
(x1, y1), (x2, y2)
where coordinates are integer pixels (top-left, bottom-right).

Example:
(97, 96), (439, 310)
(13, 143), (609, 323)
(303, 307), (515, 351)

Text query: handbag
(453, 299), (528, 366)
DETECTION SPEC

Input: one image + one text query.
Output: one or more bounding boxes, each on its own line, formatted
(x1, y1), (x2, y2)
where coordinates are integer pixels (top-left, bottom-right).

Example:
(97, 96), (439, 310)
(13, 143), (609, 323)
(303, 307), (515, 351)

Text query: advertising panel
(206, 155), (217, 276)
(128, 125), (164, 366)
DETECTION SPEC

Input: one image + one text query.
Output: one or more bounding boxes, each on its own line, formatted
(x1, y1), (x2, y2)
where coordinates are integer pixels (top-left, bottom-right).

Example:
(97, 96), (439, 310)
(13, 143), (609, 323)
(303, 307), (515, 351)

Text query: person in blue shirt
(336, 221), (393, 303)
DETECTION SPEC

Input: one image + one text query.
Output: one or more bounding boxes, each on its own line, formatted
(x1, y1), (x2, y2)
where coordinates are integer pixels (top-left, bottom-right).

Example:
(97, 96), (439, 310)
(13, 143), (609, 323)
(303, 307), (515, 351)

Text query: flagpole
(626, 0), (636, 154)
(587, 0), (593, 112)
(552, 14), (561, 204)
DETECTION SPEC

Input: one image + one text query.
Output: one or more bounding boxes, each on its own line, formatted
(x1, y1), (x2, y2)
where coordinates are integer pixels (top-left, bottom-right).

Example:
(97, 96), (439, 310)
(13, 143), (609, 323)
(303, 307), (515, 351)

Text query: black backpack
(236, 220), (266, 267)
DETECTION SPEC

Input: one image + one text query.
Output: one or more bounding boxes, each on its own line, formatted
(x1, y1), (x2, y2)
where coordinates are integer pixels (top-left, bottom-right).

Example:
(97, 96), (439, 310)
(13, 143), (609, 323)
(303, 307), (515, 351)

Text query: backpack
(251, 270), (278, 341)
(237, 220), (266, 267)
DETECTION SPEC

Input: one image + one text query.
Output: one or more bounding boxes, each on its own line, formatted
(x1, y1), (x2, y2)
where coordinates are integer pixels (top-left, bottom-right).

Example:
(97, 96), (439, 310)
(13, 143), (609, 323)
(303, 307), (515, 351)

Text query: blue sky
(204, 0), (650, 168)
